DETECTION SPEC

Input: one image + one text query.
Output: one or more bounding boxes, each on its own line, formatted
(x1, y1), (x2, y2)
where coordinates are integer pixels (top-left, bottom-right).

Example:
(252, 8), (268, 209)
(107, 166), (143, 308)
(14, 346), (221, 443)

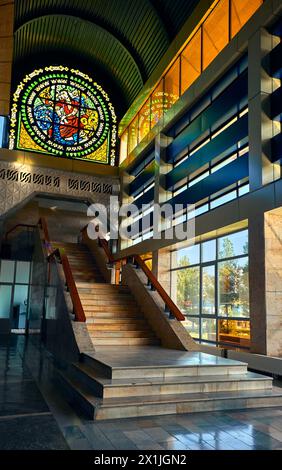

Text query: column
(248, 27), (280, 191)
(264, 208), (282, 357)
(152, 133), (173, 290)
(248, 213), (267, 354)
(249, 208), (282, 357)
(0, 1), (14, 116)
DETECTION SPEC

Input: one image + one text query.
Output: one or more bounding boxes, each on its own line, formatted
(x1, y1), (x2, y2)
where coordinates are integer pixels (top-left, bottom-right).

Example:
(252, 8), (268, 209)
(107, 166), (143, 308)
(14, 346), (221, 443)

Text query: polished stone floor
(89, 345), (246, 368)
(0, 334), (282, 450)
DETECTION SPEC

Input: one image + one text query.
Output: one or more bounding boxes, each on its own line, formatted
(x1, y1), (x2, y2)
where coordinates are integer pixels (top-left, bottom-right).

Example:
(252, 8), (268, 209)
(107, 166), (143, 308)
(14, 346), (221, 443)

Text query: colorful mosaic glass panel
(9, 66), (117, 165)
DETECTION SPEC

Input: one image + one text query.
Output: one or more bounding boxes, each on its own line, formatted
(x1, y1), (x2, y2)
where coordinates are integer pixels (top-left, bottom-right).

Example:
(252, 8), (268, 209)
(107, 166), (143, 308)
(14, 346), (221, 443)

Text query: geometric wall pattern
(0, 160), (118, 217)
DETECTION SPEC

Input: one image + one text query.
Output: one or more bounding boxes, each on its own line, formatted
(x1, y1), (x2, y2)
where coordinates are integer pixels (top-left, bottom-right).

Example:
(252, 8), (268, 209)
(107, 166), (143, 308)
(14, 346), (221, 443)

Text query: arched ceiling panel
(13, 0), (201, 115)
(14, 15), (143, 110)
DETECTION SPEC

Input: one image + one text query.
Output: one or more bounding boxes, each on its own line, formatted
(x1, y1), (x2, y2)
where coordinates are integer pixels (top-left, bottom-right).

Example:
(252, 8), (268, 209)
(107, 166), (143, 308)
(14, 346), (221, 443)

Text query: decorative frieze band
(0, 161), (119, 216)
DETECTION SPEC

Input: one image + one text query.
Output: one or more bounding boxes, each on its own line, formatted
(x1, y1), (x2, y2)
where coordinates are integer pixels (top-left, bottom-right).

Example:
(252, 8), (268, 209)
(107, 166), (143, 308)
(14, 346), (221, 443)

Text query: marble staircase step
(70, 362), (272, 398)
(84, 311), (143, 319)
(86, 320), (149, 330)
(91, 337), (160, 346)
(56, 370), (282, 421)
(83, 302), (139, 313)
(76, 282), (130, 292)
(89, 330), (155, 339)
(81, 298), (136, 307)
(82, 352), (248, 379)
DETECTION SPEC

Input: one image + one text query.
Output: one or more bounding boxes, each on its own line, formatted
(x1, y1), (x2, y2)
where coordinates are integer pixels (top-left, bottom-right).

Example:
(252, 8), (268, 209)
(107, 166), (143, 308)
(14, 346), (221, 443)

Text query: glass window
(218, 319), (250, 348)
(172, 244), (200, 268)
(128, 115), (139, 154)
(0, 285), (12, 318)
(202, 240), (216, 262)
(181, 29), (202, 95)
(202, 265), (215, 315)
(138, 98), (151, 143)
(164, 58), (180, 111)
(218, 229), (248, 258)
(15, 261), (30, 284)
(172, 266), (200, 315)
(0, 260), (15, 283)
(10, 67), (117, 165)
(210, 190), (237, 209)
(0, 116), (6, 147)
(120, 131), (128, 163)
(183, 317), (200, 338)
(170, 229), (249, 348)
(151, 80), (164, 128)
(202, 318), (217, 342)
(231, 0), (263, 38)
(203, 0), (229, 70)
(218, 256), (249, 317)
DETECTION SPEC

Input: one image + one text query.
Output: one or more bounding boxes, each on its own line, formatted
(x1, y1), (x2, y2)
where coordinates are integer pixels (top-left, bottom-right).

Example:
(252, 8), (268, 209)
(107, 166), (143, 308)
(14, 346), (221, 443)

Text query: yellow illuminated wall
(120, 0), (263, 163)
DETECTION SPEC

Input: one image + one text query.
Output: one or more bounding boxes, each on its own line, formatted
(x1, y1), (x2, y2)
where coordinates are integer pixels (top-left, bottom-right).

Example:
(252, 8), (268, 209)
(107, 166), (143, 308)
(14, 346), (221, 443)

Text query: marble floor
(0, 334), (282, 450)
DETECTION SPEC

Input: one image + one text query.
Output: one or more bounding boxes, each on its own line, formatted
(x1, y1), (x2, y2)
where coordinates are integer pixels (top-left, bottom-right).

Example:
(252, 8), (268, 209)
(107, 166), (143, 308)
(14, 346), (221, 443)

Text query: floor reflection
(0, 334), (281, 450)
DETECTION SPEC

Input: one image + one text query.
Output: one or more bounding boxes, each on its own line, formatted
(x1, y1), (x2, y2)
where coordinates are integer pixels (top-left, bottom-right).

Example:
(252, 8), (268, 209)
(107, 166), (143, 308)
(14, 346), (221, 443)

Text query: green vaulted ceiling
(13, 0), (200, 117)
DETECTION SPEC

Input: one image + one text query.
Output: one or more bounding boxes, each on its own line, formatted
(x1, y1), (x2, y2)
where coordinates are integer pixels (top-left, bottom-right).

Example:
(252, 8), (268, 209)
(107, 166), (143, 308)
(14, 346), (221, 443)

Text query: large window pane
(202, 265), (215, 315)
(203, 0), (229, 70)
(151, 80), (164, 128)
(173, 266), (200, 315)
(183, 317), (200, 338)
(202, 318), (217, 342)
(172, 244), (200, 268)
(15, 261), (30, 284)
(138, 98), (151, 143)
(202, 240), (216, 262)
(120, 131), (128, 164)
(218, 230), (248, 259)
(0, 285), (12, 318)
(181, 29), (202, 95)
(164, 58), (180, 111)
(218, 256), (249, 317)
(218, 319), (250, 348)
(0, 260), (15, 282)
(231, 0), (263, 38)
(128, 115), (138, 154)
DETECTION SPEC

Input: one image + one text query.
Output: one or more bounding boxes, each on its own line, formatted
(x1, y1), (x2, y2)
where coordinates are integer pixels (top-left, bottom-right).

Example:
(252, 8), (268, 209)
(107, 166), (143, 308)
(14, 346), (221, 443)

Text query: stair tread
(73, 363), (272, 387)
(83, 349), (248, 370)
(58, 370), (282, 410)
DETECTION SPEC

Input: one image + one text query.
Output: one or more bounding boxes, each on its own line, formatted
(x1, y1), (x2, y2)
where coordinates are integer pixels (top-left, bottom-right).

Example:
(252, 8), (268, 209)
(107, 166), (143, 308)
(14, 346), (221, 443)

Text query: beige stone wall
(265, 208), (282, 357)
(0, 1), (14, 115)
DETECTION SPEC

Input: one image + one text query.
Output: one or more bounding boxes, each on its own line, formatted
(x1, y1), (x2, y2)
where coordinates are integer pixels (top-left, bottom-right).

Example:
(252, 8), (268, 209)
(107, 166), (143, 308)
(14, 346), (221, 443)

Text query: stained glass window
(9, 66), (117, 165)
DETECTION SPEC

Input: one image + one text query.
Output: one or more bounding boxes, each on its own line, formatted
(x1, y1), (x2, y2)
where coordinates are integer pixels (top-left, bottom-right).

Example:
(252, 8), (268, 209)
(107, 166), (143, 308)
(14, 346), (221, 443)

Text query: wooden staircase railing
(80, 225), (185, 322)
(4, 218), (86, 323)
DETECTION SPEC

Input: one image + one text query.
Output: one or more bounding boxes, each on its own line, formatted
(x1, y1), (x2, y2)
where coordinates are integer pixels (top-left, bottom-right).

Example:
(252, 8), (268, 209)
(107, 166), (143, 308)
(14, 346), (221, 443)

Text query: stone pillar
(249, 208), (282, 357)
(154, 133), (173, 234)
(248, 213), (267, 354)
(152, 133), (173, 292)
(152, 247), (171, 293)
(248, 28), (280, 191)
(264, 208), (282, 357)
(0, 1), (14, 116)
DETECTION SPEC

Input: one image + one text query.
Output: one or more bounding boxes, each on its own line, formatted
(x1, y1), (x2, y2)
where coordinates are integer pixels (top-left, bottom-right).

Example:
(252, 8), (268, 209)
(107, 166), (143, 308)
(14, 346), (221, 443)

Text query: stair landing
(56, 346), (282, 420)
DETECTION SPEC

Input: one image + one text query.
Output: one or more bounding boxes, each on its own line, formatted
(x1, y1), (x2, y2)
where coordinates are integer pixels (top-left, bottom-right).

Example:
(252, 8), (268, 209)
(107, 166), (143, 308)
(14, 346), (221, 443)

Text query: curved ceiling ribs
(13, 0), (200, 113)
(14, 15), (144, 108)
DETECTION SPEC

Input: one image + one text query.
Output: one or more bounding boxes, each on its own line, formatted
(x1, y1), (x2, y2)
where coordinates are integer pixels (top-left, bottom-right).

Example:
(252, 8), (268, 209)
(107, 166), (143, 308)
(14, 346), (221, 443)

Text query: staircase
(53, 242), (159, 346)
(54, 241), (282, 420)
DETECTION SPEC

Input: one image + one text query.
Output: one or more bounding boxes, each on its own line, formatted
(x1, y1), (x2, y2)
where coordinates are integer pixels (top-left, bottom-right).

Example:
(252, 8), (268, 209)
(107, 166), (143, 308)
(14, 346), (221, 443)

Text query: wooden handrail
(133, 255), (185, 321)
(80, 225), (185, 321)
(5, 223), (36, 241)
(40, 218), (86, 323)
(60, 251), (86, 323)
